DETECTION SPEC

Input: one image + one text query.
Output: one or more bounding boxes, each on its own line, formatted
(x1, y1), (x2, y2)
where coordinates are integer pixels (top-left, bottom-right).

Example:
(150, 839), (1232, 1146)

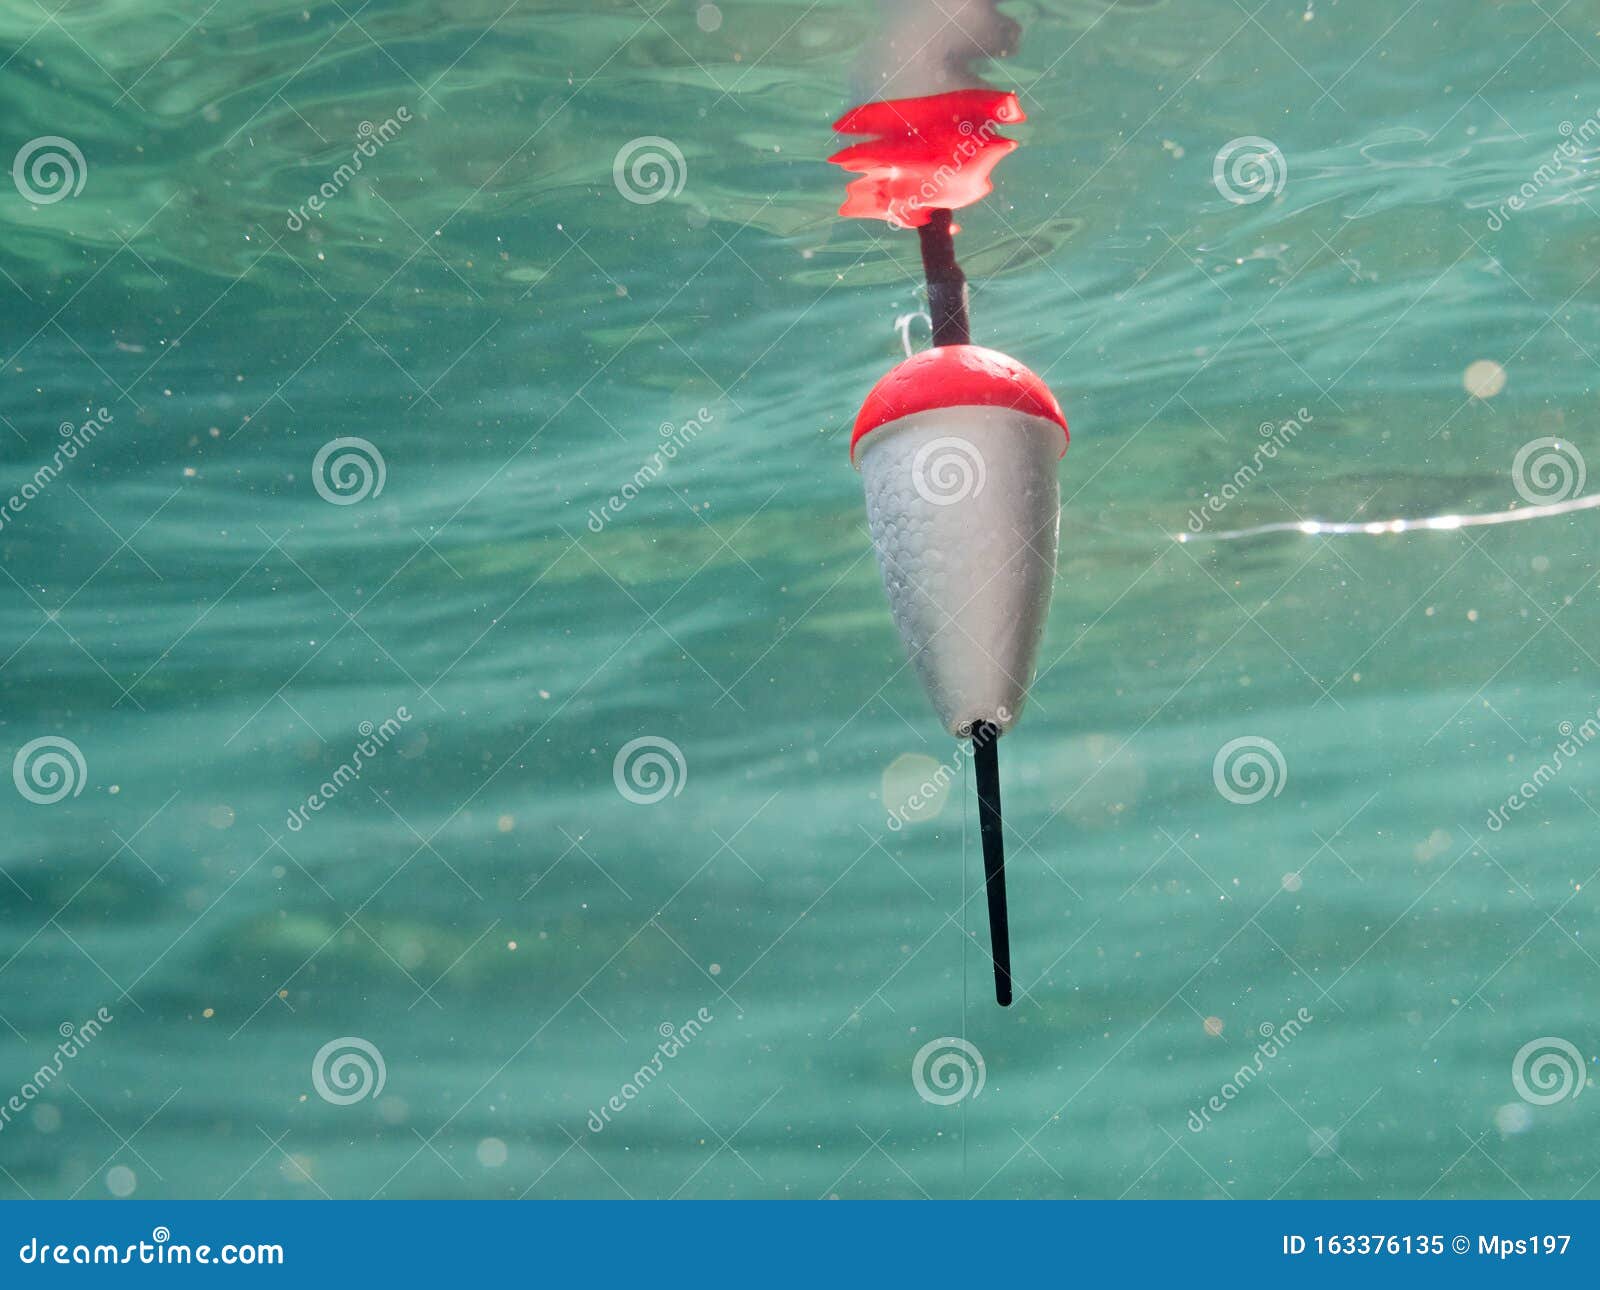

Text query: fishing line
(1175, 490), (1600, 544)
(961, 767), (969, 1189)
(894, 310), (932, 358)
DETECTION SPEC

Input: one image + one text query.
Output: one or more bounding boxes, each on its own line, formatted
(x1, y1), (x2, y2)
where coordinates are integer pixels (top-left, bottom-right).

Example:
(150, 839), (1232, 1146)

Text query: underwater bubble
(1463, 359), (1506, 399)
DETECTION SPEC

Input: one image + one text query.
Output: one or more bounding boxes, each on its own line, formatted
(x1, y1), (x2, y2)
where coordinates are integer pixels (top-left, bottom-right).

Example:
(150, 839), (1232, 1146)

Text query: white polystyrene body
(857, 404), (1061, 736)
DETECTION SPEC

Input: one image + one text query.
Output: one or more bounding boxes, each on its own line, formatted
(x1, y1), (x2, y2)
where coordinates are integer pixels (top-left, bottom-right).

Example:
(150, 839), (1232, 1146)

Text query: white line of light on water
(1175, 492), (1600, 544)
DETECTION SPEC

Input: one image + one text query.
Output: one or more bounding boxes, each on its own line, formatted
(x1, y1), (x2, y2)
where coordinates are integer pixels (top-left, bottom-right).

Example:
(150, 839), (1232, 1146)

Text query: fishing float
(830, 87), (1068, 1006)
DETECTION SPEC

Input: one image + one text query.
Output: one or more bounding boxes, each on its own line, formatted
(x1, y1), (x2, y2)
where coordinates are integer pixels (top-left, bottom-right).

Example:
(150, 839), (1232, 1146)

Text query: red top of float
(829, 89), (1024, 228)
(851, 344), (1068, 464)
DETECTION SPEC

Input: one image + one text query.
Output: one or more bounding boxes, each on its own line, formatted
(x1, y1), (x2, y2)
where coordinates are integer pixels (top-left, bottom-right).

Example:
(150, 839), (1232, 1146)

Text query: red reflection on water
(828, 88), (1025, 229)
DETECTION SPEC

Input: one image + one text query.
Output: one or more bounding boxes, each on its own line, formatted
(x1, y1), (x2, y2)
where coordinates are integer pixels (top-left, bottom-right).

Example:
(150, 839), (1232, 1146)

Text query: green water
(2, 0), (1599, 1200)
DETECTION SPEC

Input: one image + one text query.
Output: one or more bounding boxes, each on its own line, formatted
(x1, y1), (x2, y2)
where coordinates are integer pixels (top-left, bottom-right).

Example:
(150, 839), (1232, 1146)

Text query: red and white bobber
(830, 85), (1064, 1006)
(851, 343), (1068, 737)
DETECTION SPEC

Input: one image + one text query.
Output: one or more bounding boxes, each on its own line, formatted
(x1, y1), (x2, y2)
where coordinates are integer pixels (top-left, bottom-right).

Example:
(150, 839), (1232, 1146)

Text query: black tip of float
(971, 720), (1012, 1007)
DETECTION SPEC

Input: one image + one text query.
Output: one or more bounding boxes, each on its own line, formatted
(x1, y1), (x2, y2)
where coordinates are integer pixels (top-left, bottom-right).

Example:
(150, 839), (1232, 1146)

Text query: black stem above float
(916, 208), (971, 346)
